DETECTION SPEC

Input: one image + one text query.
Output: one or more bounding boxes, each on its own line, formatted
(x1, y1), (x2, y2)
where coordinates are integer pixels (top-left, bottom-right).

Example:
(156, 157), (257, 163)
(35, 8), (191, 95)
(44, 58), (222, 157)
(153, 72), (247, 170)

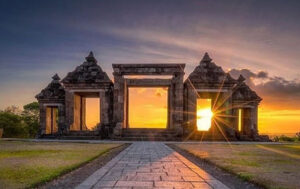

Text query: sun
(197, 108), (214, 131)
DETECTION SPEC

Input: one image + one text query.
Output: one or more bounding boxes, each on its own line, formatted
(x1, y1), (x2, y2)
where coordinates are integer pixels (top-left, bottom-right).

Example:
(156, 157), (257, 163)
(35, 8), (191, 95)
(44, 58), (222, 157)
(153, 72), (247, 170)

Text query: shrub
(273, 136), (280, 142)
(22, 102), (39, 137)
(273, 135), (298, 142)
(295, 132), (300, 141)
(0, 111), (29, 138)
(0, 102), (39, 138)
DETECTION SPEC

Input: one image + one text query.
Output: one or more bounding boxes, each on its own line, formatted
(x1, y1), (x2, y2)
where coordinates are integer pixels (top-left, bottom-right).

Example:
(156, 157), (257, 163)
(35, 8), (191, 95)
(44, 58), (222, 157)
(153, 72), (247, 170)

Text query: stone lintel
(38, 99), (65, 104)
(63, 83), (112, 89)
(196, 89), (228, 92)
(125, 78), (171, 87)
(42, 103), (64, 107)
(68, 89), (106, 93)
(232, 102), (256, 108)
(112, 64), (185, 75)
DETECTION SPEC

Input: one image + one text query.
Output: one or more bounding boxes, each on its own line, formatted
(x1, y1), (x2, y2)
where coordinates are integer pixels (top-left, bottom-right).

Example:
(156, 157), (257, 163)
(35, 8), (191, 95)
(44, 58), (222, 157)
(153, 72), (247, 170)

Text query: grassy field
(0, 141), (123, 189)
(175, 143), (300, 189)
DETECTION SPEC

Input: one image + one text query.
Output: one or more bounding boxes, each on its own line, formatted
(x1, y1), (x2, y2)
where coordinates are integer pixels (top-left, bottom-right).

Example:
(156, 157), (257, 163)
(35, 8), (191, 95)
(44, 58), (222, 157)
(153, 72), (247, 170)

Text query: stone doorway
(45, 106), (58, 134)
(112, 64), (185, 136)
(70, 92), (100, 131)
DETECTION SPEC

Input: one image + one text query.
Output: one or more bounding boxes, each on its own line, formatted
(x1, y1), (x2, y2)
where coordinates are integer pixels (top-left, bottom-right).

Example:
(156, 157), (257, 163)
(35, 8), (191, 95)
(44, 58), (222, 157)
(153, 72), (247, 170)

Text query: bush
(296, 132), (300, 141)
(22, 102), (39, 137)
(273, 135), (298, 142)
(0, 102), (39, 138)
(0, 112), (29, 138)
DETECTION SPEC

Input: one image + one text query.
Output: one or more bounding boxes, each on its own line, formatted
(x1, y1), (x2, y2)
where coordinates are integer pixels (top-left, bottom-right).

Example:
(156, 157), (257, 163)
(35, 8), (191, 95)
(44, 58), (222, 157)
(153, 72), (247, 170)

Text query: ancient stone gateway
(112, 64), (185, 136)
(36, 51), (267, 141)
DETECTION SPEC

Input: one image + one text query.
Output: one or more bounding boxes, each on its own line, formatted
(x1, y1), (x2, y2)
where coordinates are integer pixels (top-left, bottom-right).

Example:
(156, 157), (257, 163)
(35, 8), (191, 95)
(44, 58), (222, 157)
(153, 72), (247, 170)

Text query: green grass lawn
(175, 143), (300, 189)
(0, 141), (123, 189)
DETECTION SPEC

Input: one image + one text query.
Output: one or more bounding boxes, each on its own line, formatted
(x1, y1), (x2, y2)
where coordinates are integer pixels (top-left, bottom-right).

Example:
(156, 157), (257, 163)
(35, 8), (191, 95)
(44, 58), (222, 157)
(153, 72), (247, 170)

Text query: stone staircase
(60, 131), (101, 140)
(40, 131), (100, 140)
(115, 128), (182, 141)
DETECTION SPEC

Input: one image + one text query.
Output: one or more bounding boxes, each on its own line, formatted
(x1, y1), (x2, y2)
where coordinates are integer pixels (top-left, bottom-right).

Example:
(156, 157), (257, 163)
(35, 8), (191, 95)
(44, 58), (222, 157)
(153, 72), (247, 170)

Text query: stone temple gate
(36, 51), (267, 141)
(112, 64), (185, 136)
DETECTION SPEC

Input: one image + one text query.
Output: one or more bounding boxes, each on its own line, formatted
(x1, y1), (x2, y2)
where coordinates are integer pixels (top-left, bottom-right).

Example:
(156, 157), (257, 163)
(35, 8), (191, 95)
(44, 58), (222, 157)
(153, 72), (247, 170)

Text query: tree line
(0, 102), (39, 138)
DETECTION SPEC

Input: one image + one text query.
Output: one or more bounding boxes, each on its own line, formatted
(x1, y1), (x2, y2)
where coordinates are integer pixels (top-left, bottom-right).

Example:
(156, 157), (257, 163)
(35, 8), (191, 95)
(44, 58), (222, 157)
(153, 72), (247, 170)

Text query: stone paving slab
(76, 142), (230, 189)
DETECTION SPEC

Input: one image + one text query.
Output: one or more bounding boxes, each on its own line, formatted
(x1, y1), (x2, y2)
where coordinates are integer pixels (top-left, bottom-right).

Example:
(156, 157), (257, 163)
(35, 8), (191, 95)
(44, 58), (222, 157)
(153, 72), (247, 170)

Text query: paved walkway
(76, 142), (229, 189)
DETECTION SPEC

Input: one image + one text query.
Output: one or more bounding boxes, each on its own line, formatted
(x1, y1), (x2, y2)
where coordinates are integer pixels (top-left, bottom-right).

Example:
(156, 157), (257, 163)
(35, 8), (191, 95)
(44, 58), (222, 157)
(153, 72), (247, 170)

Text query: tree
(3, 105), (22, 115)
(23, 102), (39, 115)
(22, 102), (39, 137)
(296, 132), (300, 141)
(0, 111), (28, 138)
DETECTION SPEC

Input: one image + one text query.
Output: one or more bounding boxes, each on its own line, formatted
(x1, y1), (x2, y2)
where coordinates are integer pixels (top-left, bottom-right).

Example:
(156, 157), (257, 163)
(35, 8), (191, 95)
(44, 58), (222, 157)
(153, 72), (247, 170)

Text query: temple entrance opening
(128, 87), (168, 129)
(46, 106), (58, 134)
(71, 92), (100, 131)
(85, 98), (100, 130)
(197, 98), (213, 131)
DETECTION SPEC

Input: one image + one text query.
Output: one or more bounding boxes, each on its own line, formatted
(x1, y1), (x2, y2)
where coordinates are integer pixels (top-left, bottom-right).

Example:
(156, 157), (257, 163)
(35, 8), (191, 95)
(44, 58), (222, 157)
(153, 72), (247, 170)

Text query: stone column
(232, 108), (239, 131)
(58, 104), (65, 135)
(100, 89), (110, 126)
(252, 105), (258, 133)
(113, 74), (125, 136)
(65, 90), (74, 133)
(172, 72), (184, 135)
(39, 103), (46, 136)
(250, 105), (259, 137)
(186, 83), (197, 131)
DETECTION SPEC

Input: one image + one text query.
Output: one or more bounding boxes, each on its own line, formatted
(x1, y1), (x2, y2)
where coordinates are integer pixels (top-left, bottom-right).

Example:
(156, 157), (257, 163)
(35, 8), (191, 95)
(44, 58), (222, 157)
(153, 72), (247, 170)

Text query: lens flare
(197, 108), (213, 131)
(197, 99), (213, 131)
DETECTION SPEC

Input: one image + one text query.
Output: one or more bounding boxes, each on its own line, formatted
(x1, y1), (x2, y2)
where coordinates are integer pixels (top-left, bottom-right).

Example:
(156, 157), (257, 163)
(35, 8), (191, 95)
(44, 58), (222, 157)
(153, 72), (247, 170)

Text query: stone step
(60, 136), (101, 140)
(117, 128), (181, 141)
(40, 134), (58, 139)
(67, 131), (99, 136)
(114, 136), (181, 141)
(122, 129), (176, 134)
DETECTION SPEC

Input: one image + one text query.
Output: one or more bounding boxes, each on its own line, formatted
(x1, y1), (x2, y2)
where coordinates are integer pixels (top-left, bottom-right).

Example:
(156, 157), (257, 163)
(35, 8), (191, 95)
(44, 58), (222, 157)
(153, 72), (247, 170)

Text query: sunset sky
(0, 0), (300, 134)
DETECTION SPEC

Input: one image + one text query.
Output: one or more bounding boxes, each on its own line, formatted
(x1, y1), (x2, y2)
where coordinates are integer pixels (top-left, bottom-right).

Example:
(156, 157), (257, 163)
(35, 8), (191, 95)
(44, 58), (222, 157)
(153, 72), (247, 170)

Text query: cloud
(229, 69), (300, 109)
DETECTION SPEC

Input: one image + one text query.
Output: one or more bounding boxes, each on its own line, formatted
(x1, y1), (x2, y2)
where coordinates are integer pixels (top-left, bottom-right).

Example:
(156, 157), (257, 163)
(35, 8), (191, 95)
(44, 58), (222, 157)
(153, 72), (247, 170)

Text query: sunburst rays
(180, 64), (255, 143)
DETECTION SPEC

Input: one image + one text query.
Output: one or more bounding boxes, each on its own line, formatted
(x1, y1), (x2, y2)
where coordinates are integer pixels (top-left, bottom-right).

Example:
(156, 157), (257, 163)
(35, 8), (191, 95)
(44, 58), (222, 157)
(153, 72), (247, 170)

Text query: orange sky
(128, 87), (168, 128)
(258, 104), (300, 135)
(85, 98), (100, 130)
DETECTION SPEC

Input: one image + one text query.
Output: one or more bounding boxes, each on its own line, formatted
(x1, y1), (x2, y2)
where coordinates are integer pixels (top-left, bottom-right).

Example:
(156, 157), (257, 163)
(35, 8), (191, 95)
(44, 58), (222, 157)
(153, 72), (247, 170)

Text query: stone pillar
(113, 74), (125, 136)
(232, 108), (239, 131)
(65, 90), (74, 133)
(250, 105), (259, 136)
(81, 97), (87, 130)
(186, 83), (197, 131)
(252, 105), (258, 133)
(100, 89), (111, 126)
(167, 87), (172, 128)
(172, 72), (184, 135)
(58, 104), (65, 134)
(39, 103), (46, 136)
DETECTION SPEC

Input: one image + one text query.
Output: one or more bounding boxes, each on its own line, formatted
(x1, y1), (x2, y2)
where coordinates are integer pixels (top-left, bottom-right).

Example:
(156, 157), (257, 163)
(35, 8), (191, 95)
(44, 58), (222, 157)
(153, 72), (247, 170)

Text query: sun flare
(197, 99), (213, 131)
(197, 108), (214, 131)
